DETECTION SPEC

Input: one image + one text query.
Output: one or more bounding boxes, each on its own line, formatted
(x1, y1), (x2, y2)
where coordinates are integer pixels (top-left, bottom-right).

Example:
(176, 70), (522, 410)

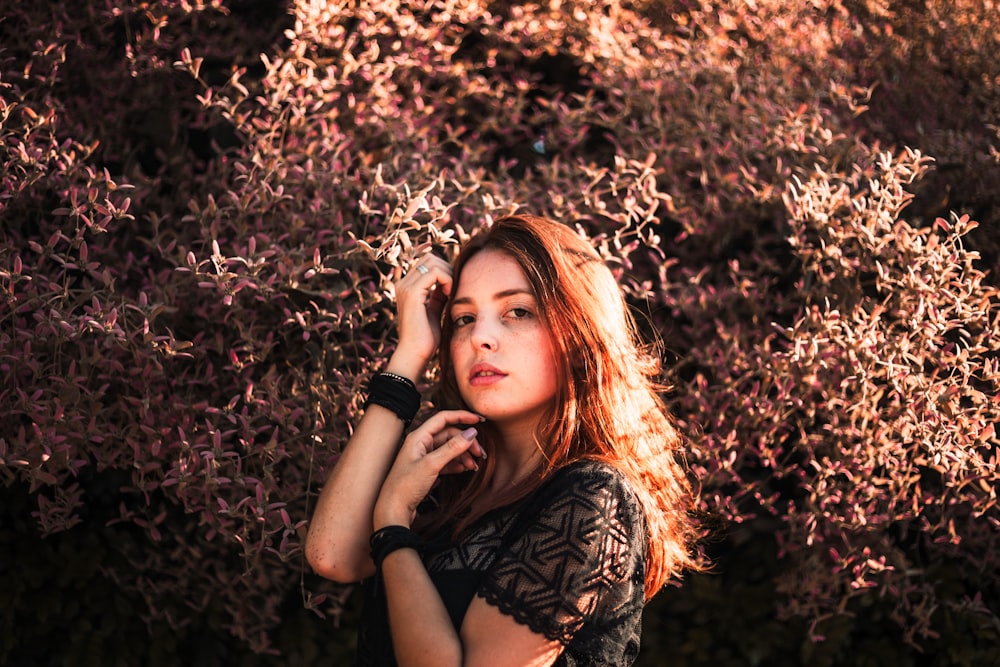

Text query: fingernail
(461, 427), (477, 440)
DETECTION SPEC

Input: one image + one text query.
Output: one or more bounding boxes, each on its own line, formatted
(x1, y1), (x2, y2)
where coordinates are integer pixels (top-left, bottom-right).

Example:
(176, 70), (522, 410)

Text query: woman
(306, 214), (701, 666)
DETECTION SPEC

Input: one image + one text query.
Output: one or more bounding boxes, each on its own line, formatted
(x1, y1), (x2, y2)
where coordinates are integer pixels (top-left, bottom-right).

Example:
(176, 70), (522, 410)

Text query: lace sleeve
(477, 461), (646, 645)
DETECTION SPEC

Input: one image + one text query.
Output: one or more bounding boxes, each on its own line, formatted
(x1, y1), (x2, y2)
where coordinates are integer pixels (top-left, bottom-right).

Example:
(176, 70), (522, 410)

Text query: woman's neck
(487, 427), (546, 493)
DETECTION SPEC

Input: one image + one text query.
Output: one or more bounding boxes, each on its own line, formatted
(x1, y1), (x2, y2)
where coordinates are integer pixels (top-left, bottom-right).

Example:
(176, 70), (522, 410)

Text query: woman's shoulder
(527, 459), (640, 514)
(547, 458), (634, 490)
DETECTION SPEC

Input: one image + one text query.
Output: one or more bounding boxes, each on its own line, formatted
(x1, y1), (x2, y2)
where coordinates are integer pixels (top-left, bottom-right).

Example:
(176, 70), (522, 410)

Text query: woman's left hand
(373, 410), (485, 529)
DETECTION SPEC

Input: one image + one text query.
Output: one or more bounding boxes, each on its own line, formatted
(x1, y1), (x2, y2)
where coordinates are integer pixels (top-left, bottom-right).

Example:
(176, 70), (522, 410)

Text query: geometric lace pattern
(425, 460), (646, 664)
(356, 460), (646, 667)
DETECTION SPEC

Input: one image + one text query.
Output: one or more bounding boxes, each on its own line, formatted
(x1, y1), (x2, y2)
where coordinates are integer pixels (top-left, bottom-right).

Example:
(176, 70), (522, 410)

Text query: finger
(430, 427), (463, 450)
(426, 281), (449, 315)
(404, 412), (483, 458)
(437, 451), (478, 475)
(408, 257), (454, 297)
(429, 426), (486, 460)
(424, 427), (478, 472)
(407, 253), (450, 281)
(414, 410), (483, 436)
(440, 458), (474, 475)
(415, 252), (451, 272)
(429, 433), (487, 469)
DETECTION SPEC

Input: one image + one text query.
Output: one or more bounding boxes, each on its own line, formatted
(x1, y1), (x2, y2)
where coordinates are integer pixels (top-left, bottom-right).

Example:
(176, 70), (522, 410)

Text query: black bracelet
(377, 371), (416, 390)
(370, 525), (424, 568)
(364, 372), (421, 427)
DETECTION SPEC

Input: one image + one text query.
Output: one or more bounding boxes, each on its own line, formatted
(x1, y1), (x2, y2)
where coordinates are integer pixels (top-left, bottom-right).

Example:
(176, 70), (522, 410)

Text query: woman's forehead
(452, 249), (534, 301)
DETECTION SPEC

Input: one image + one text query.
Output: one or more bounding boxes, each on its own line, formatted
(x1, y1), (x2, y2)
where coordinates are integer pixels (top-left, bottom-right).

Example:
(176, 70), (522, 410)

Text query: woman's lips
(469, 364), (506, 387)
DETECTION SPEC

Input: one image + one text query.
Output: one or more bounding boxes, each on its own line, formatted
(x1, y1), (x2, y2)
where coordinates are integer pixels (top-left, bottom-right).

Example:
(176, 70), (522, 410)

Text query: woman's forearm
(305, 402), (407, 582)
(381, 547), (463, 667)
(307, 255), (450, 581)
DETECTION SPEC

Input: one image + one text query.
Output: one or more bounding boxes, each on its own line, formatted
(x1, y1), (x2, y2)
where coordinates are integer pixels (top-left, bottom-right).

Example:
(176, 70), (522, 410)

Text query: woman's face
(448, 249), (559, 437)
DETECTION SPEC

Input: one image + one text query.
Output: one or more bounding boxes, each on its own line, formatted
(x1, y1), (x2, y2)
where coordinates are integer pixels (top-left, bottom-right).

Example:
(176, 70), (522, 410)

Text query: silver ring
(415, 264), (429, 275)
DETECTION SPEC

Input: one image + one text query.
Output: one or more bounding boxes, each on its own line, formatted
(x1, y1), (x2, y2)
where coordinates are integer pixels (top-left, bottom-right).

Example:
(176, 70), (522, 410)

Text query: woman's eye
(509, 307), (532, 319)
(453, 314), (474, 327)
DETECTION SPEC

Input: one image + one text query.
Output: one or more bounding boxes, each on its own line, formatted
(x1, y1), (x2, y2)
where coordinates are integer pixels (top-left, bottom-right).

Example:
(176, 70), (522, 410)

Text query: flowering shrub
(2, 0), (998, 663)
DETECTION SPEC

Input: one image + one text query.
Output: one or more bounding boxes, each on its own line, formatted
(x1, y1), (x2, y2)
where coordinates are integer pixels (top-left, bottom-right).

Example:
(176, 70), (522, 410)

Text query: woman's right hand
(387, 254), (454, 379)
(373, 409), (486, 529)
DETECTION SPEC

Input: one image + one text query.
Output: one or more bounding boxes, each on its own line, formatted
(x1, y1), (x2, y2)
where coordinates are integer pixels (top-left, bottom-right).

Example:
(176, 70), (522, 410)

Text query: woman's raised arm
(305, 255), (454, 582)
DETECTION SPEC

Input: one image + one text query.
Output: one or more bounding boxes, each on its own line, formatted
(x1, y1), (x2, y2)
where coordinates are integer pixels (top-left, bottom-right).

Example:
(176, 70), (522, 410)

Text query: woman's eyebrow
(450, 288), (534, 306)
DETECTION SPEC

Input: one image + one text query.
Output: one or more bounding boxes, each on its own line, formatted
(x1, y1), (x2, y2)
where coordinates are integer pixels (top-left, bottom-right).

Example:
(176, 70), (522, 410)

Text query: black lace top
(356, 460), (647, 666)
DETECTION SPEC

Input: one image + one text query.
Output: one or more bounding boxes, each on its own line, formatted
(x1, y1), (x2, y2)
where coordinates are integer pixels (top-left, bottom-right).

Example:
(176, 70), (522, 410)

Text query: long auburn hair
(427, 214), (701, 599)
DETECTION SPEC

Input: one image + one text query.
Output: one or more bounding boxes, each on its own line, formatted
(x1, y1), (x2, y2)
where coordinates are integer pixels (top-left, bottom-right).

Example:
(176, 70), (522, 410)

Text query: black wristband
(364, 372), (421, 427)
(370, 525), (424, 568)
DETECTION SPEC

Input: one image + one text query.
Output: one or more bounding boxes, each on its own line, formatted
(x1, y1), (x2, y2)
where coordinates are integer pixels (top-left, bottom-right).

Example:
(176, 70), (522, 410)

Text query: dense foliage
(2, 1), (997, 664)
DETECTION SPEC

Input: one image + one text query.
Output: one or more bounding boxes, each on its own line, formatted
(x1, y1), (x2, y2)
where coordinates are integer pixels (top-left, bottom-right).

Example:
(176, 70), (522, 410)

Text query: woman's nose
(470, 318), (498, 350)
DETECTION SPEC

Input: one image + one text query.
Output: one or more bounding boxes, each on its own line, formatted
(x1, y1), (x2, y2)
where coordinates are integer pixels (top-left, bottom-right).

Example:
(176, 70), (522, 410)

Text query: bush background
(2, 1), (998, 665)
